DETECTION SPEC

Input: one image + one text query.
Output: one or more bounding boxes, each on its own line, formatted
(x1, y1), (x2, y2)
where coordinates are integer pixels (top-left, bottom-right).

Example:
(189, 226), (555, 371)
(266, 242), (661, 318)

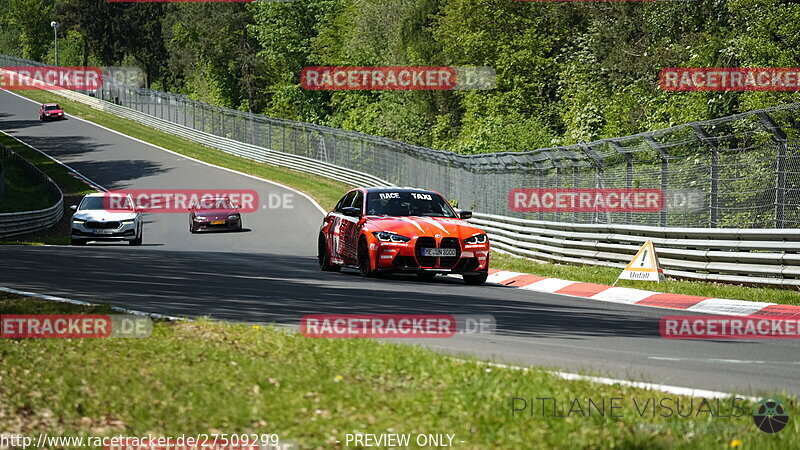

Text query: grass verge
(0, 131), (93, 245)
(12, 90), (349, 211)
(0, 149), (54, 213)
(0, 297), (797, 449)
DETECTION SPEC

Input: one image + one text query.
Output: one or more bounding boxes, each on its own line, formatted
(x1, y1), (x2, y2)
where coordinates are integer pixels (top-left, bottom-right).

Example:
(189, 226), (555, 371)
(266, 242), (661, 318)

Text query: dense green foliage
(2, 0), (799, 153)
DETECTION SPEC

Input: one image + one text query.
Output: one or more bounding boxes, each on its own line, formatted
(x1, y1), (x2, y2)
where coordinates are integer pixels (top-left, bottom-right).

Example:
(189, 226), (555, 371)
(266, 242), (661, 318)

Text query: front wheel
(462, 272), (488, 286)
(357, 237), (376, 278)
(129, 229), (143, 246)
(318, 235), (341, 272)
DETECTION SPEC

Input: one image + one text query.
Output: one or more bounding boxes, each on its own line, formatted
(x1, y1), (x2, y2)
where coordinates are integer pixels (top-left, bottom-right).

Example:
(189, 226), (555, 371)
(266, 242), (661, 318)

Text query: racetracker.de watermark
(508, 189), (664, 213)
(0, 66), (102, 90)
(1, 315), (152, 338)
(103, 190), (259, 213)
(300, 314), (495, 338)
(660, 315), (800, 339)
(660, 67), (800, 91)
(300, 66), (496, 91)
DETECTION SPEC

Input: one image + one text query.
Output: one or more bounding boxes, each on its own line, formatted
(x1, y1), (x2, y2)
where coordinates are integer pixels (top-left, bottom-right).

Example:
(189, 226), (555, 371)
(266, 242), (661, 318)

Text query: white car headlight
(227, 214), (240, 220)
(463, 233), (488, 245)
(72, 219), (85, 224)
(121, 219), (135, 225)
(373, 231), (411, 243)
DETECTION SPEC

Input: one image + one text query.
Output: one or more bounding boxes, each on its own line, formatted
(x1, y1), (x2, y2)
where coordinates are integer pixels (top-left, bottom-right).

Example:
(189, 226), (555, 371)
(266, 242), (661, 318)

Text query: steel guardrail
(0, 143), (64, 239)
(470, 212), (800, 286)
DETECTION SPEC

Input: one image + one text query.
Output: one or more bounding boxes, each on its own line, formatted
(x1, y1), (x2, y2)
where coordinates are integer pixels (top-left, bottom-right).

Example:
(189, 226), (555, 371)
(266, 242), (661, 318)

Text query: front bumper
(193, 218), (241, 231)
(373, 238), (489, 274)
(42, 114), (64, 120)
(71, 222), (137, 241)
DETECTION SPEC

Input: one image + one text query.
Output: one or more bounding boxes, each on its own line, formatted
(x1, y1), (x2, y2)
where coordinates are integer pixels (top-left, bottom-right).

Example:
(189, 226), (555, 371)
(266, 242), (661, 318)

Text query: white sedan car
(70, 193), (143, 245)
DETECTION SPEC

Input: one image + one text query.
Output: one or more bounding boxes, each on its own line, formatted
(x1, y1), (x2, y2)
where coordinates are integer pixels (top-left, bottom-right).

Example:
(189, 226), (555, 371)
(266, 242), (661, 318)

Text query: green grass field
(0, 295), (796, 449)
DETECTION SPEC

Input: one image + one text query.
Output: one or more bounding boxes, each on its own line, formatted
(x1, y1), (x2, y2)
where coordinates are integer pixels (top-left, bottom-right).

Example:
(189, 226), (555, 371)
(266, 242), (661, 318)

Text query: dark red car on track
(39, 103), (65, 121)
(318, 187), (490, 285)
(188, 197), (243, 233)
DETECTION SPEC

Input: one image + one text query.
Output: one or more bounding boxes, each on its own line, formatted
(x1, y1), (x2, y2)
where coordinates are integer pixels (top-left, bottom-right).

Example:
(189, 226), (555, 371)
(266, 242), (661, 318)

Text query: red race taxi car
(188, 197), (243, 233)
(318, 188), (490, 285)
(39, 103), (65, 121)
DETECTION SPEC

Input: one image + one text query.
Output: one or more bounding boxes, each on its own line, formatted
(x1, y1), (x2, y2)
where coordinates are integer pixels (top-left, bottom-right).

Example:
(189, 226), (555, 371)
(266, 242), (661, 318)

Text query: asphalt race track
(2, 89), (799, 397)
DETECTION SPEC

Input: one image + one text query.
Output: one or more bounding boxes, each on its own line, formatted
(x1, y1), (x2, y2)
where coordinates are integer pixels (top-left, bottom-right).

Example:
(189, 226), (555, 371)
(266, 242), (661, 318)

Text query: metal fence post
(691, 124), (719, 228)
(645, 136), (669, 227)
(757, 112), (788, 228)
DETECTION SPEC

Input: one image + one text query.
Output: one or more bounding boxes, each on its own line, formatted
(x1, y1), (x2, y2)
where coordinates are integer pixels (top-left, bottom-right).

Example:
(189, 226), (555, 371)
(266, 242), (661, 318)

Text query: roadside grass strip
(9, 90), (349, 211)
(0, 296), (798, 449)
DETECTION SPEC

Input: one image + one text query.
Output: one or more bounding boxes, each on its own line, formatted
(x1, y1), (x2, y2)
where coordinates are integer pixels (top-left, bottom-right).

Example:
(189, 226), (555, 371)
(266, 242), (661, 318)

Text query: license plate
(94, 229), (114, 234)
(211, 220), (226, 225)
(422, 248), (457, 257)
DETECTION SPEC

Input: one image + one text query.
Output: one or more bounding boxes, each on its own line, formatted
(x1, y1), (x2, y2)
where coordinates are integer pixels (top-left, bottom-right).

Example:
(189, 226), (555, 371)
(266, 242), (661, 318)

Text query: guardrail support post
(757, 112), (788, 229)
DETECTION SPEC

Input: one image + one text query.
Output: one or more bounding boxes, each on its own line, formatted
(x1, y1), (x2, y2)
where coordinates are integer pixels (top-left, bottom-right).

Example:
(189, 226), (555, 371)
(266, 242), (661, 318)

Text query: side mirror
(341, 206), (361, 218)
(458, 210), (473, 220)
(70, 205), (77, 211)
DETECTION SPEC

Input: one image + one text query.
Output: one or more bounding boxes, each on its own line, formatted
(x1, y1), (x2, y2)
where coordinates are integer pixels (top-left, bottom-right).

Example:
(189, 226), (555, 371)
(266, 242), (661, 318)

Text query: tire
(70, 238), (85, 246)
(416, 272), (437, 281)
(462, 272), (488, 286)
(357, 236), (375, 278)
(129, 228), (143, 246)
(318, 235), (341, 272)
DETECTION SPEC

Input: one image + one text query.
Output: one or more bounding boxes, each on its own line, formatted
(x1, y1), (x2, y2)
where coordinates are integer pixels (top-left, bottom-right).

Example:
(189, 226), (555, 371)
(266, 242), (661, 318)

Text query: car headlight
(227, 214), (240, 220)
(194, 216), (206, 222)
(463, 233), (488, 245)
(373, 231), (411, 243)
(121, 219), (135, 224)
(72, 219), (85, 224)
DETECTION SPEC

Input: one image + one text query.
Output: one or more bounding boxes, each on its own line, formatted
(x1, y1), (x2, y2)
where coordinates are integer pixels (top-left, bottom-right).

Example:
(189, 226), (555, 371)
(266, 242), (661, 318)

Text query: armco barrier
(0, 143), (64, 239)
(4, 62), (799, 286)
(471, 212), (800, 286)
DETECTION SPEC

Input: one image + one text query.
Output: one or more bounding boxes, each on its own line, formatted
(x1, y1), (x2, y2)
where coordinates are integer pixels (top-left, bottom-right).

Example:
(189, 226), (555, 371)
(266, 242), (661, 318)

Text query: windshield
(80, 196), (132, 211)
(194, 198), (234, 210)
(44, 105), (60, 111)
(365, 191), (457, 218)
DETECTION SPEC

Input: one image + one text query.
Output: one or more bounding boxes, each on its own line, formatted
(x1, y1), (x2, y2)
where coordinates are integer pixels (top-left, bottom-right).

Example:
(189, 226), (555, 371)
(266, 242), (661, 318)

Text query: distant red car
(39, 103), (65, 121)
(318, 187), (490, 285)
(188, 197), (243, 233)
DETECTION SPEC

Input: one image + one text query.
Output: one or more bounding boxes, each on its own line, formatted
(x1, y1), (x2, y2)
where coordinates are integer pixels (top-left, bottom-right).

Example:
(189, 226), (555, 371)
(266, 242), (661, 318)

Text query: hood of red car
(365, 216), (484, 239)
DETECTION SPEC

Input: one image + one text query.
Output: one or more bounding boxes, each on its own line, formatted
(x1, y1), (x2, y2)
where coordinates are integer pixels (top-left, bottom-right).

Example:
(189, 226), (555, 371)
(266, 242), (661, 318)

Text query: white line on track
(2, 90), (327, 215)
(0, 129), (107, 192)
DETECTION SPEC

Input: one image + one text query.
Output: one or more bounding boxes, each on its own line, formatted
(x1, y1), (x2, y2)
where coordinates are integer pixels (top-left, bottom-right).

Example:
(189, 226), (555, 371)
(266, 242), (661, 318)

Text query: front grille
(85, 221), (121, 229)
(415, 237), (437, 267)
(440, 237), (461, 268)
(392, 255), (419, 270)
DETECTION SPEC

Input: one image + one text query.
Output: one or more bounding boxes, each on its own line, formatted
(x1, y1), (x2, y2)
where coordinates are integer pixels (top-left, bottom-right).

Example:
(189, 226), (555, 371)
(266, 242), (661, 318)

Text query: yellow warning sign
(615, 239), (665, 284)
